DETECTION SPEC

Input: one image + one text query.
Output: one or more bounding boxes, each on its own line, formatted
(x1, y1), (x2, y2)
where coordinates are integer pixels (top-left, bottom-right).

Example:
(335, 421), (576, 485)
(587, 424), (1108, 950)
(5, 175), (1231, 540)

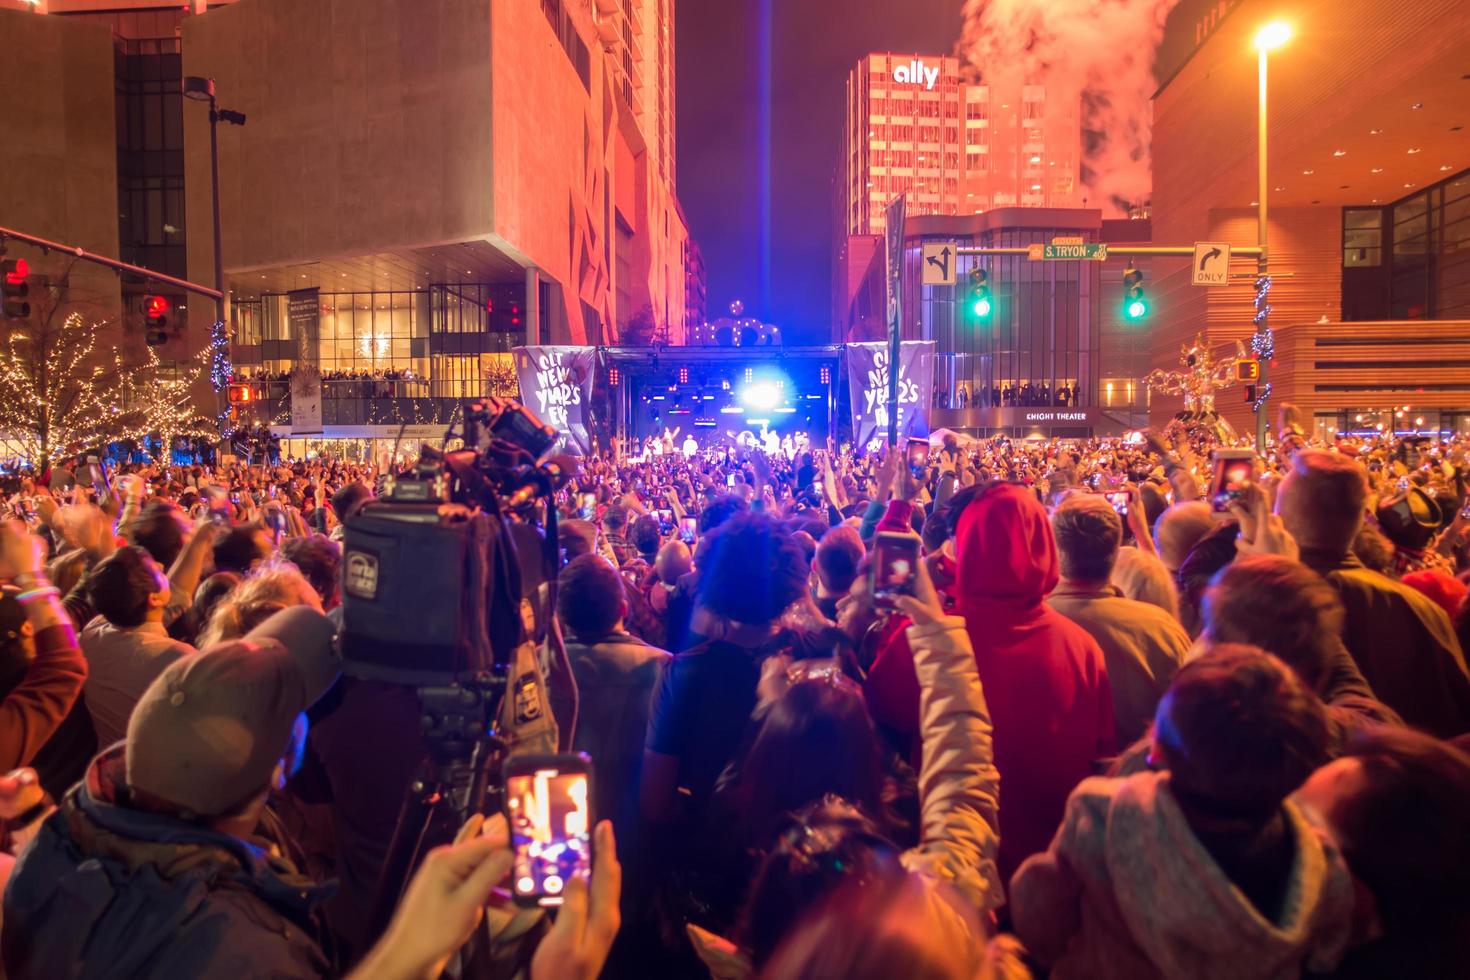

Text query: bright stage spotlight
(740, 381), (781, 412)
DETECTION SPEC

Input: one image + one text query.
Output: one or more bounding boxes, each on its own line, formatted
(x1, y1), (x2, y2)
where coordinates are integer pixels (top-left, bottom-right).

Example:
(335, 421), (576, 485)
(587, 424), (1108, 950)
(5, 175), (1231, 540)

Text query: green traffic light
(973, 296), (992, 318)
(1126, 298), (1148, 319)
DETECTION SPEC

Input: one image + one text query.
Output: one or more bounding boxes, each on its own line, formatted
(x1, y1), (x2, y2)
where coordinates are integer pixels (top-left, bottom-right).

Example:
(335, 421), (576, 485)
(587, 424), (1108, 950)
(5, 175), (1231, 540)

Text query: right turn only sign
(1192, 242), (1231, 286)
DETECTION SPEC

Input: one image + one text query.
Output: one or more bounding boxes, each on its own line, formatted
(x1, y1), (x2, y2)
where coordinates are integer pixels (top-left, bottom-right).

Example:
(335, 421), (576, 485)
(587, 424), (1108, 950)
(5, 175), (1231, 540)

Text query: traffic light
(1235, 359), (1260, 383)
(227, 383), (253, 406)
(966, 268), (992, 325)
(1122, 263), (1148, 321)
(1, 258), (30, 320)
(144, 295), (169, 346)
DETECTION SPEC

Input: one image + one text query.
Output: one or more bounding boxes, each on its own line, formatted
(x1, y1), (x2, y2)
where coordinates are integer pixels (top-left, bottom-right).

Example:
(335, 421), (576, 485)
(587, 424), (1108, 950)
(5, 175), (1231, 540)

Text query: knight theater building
(1149, 0), (1470, 439)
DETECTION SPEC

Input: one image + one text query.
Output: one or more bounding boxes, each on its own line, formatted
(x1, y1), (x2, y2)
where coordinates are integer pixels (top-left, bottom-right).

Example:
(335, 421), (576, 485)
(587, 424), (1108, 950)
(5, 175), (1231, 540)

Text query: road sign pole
(885, 195), (906, 447)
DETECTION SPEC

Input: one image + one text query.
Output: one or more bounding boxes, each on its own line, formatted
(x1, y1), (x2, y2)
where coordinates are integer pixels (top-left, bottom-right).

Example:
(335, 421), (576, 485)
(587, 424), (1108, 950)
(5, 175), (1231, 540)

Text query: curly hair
(698, 511), (809, 625)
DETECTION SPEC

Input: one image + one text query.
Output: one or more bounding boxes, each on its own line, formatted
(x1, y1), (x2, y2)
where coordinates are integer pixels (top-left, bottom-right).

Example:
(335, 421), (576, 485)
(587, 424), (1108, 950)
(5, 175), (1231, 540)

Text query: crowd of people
(0, 409), (1466, 978)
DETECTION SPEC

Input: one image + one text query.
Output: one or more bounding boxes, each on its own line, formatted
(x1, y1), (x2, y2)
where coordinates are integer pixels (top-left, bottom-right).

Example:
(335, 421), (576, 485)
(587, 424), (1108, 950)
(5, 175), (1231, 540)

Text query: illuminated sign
(892, 59), (940, 91)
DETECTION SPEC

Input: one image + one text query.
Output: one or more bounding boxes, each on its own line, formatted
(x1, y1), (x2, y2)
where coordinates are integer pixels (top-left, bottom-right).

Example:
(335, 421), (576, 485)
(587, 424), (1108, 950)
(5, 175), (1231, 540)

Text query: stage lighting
(740, 381), (781, 412)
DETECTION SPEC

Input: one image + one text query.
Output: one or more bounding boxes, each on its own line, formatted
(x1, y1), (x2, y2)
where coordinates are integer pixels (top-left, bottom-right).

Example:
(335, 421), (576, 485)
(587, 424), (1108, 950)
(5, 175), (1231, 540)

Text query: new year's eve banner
(512, 346), (596, 455)
(288, 288), (322, 434)
(847, 340), (936, 450)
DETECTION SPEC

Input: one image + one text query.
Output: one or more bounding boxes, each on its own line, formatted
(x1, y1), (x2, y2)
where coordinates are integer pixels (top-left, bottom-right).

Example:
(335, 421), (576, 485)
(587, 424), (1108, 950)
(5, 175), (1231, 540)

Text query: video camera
(338, 397), (564, 688)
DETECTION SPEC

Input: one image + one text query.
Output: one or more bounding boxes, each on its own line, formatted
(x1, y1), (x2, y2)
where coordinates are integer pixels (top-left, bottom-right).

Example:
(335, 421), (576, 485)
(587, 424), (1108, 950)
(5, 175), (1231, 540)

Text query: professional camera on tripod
(337, 396), (582, 943)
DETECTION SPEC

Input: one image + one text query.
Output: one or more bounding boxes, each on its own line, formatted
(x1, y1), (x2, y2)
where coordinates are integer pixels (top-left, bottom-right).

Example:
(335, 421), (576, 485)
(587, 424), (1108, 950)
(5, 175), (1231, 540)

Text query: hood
(3, 746), (331, 978)
(1104, 772), (1352, 978)
(954, 483), (1058, 609)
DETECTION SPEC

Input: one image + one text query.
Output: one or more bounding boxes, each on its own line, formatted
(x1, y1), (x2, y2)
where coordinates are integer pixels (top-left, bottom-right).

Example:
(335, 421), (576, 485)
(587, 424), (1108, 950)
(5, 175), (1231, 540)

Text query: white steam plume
(957, 0), (1181, 215)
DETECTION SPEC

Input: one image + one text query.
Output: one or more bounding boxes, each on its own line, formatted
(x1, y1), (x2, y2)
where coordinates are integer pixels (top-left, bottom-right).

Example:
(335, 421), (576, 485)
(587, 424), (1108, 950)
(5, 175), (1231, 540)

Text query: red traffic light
(3, 259), (26, 285)
(146, 295), (169, 318)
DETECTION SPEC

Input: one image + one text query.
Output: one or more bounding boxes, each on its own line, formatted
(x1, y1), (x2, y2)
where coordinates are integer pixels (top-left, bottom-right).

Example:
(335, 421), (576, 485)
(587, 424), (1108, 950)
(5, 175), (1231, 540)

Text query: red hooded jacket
(864, 483), (1114, 884)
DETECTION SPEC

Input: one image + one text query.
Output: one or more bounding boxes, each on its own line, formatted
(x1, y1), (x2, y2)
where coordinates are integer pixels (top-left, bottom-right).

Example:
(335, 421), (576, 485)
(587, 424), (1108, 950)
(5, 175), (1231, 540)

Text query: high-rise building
(837, 53), (1083, 238)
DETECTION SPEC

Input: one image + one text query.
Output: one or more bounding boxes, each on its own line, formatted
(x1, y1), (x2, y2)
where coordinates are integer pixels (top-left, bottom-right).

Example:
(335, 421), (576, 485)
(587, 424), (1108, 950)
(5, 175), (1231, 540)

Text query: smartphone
(1209, 450), (1257, 513)
(726, 473), (737, 487)
(678, 516), (697, 544)
(578, 492), (596, 520)
(813, 480), (824, 496)
(871, 531), (921, 605)
(905, 438), (929, 480)
(503, 753), (593, 909)
(655, 508), (673, 533)
(1104, 490), (1132, 516)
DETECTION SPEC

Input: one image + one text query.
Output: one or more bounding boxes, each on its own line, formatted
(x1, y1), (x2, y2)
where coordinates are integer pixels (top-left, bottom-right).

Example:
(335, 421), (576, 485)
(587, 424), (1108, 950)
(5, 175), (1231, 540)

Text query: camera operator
(2, 606), (624, 980)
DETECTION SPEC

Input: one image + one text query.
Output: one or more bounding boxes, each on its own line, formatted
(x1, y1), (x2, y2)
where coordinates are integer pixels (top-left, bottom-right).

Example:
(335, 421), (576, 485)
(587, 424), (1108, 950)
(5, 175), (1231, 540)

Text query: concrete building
(2, 0), (699, 454)
(1150, 0), (1470, 439)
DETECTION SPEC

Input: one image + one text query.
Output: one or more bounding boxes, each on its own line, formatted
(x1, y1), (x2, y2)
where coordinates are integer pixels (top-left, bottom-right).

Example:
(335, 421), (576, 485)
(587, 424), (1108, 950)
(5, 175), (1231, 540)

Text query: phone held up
(503, 753), (593, 908)
(1104, 489), (1132, 517)
(1208, 449), (1257, 514)
(870, 531), (920, 607)
(905, 437), (929, 481)
(678, 516), (697, 544)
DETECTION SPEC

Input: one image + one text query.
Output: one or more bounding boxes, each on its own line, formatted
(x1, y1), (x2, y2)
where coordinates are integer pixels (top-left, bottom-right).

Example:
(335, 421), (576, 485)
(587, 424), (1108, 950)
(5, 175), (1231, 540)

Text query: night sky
(676, 0), (967, 345)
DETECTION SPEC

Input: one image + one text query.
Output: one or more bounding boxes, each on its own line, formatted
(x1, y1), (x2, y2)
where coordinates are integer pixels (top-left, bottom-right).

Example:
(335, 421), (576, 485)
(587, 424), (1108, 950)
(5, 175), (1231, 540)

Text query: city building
(1149, 0), (1470, 439)
(837, 52), (1083, 239)
(1, 0), (700, 457)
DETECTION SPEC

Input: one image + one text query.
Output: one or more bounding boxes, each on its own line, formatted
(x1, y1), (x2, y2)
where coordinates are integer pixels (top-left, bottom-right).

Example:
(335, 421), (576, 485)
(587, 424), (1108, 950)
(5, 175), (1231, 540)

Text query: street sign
(921, 243), (956, 286)
(1192, 241), (1232, 285)
(1033, 241), (1108, 261)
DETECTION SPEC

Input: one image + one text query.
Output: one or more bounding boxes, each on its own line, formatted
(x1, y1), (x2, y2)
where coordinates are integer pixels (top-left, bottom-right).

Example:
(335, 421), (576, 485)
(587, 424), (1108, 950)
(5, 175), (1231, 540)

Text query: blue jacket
(2, 746), (334, 979)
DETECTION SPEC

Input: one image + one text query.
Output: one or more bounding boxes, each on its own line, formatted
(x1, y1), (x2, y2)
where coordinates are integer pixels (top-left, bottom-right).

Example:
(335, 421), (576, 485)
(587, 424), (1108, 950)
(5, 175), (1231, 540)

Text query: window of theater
(317, 291), (427, 379)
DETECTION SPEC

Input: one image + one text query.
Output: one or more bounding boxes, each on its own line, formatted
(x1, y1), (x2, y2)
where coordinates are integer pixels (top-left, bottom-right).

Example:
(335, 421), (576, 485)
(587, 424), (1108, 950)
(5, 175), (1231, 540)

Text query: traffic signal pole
(0, 225), (224, 304)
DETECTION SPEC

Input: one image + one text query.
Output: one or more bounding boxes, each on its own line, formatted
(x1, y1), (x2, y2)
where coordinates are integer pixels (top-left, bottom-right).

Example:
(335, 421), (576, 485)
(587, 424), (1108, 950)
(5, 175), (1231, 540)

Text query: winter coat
(1011, 772), (1353, 980)
(2, 746), (333, 979)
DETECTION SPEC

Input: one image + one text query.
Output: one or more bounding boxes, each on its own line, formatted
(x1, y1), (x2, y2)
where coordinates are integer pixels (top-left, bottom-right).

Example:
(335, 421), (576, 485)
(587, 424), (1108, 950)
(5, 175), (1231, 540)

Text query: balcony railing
(236, 379), (470, 428)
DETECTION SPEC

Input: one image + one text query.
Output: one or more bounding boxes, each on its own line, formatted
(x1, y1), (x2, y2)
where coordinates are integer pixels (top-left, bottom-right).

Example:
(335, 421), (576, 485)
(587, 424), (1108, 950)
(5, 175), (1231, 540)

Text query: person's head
(1296, 728), (1470, 954)
(1400, 569), (1468, 621)
(601, 504), (629, 535)
(330, 480), (374, 525)
(278, 535), (342, 609)
(557, 518), (597, 560)
(190, 572), (240, 632)
(950, 481), (1060, 605)
(654, 539), (692, 585)
(759, 871), (987, 980)
(557, 554), (626, 639)
(815, 525), (864, 597)
(1153, 501), (1214, 573)
(698, 511), (808, 627)
(0, 589), (36, 693)
(734, 670), (885, 846)
(1110, 546), (1180, 620)
(125, 607), (338, 834)
(1173, 519), (1241, 638)
(699, 492), (748, 534)
(631, 514), (662, 559)
(1051, 493), (1123, 583)
(1153, 644), (1330, 825)
(124, 501), (191, 569)
(212, 524), (274, 576)
(197, 563), (322, 650)
(88, 546), (171, 628)
(732, 796), (904, 970)
(1202, 556), (1345, 691)
(1275, 449), (1369, 553)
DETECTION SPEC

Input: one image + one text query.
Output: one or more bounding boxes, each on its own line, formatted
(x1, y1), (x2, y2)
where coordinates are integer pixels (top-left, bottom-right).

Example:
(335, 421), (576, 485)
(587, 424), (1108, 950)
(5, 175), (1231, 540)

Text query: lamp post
(1252, 21), (1290, 450)
(183, 76), (245, 330)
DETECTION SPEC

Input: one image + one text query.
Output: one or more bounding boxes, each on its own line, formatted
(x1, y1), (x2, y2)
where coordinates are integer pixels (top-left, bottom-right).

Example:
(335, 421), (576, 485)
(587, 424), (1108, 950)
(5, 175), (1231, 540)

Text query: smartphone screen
(1104, 490), (1131, 516)
(504, 755), (592, 908)
(813, 480), (823, 496)
(871, 532), (920, 603)
(655, 508), (673, 533)
(905, 438), (929, 480)
(578, 493), (596, 520)
(726, 473), (737, 487)
(679, 516), (697, 544)
(1210, 452), (1256, 513)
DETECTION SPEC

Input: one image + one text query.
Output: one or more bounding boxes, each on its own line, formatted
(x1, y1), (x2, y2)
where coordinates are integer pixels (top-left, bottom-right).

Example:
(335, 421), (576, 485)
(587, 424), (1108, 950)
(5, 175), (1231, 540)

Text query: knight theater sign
(892, 58), (940, 90)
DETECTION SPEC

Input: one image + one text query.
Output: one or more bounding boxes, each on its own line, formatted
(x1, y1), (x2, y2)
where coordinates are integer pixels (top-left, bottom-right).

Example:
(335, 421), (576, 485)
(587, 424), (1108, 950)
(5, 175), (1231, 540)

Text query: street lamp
(1251, 21), (1290, 449)
(183, 76), (245, 329)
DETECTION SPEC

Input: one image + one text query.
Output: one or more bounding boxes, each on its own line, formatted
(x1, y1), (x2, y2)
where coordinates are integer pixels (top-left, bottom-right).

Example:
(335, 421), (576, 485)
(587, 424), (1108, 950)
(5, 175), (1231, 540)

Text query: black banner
(512, 345), (596, 455)
(847, 340), (935, 451)
(287, 288), (322, 434)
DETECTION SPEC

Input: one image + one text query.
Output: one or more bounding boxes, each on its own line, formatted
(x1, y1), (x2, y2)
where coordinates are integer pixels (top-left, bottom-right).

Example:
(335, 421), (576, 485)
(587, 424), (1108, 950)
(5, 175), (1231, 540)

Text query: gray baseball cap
(125, 606), (339, 818)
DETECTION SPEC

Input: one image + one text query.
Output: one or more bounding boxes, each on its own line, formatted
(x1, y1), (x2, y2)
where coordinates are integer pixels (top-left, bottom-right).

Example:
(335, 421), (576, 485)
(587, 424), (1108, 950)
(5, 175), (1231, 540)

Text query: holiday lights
(1250, 275), (1273, 412)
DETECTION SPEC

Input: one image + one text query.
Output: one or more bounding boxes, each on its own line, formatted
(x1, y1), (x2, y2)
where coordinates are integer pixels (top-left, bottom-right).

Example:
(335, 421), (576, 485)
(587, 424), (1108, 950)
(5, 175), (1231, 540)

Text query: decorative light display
(1250, 275), (1273, 412)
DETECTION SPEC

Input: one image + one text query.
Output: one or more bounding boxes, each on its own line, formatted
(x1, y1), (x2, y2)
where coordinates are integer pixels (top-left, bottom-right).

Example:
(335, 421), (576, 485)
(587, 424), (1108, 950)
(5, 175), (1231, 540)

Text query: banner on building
(512, 345), (597, 455)
(288, 288), (322, 434)
(847, 340), (936, 450)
